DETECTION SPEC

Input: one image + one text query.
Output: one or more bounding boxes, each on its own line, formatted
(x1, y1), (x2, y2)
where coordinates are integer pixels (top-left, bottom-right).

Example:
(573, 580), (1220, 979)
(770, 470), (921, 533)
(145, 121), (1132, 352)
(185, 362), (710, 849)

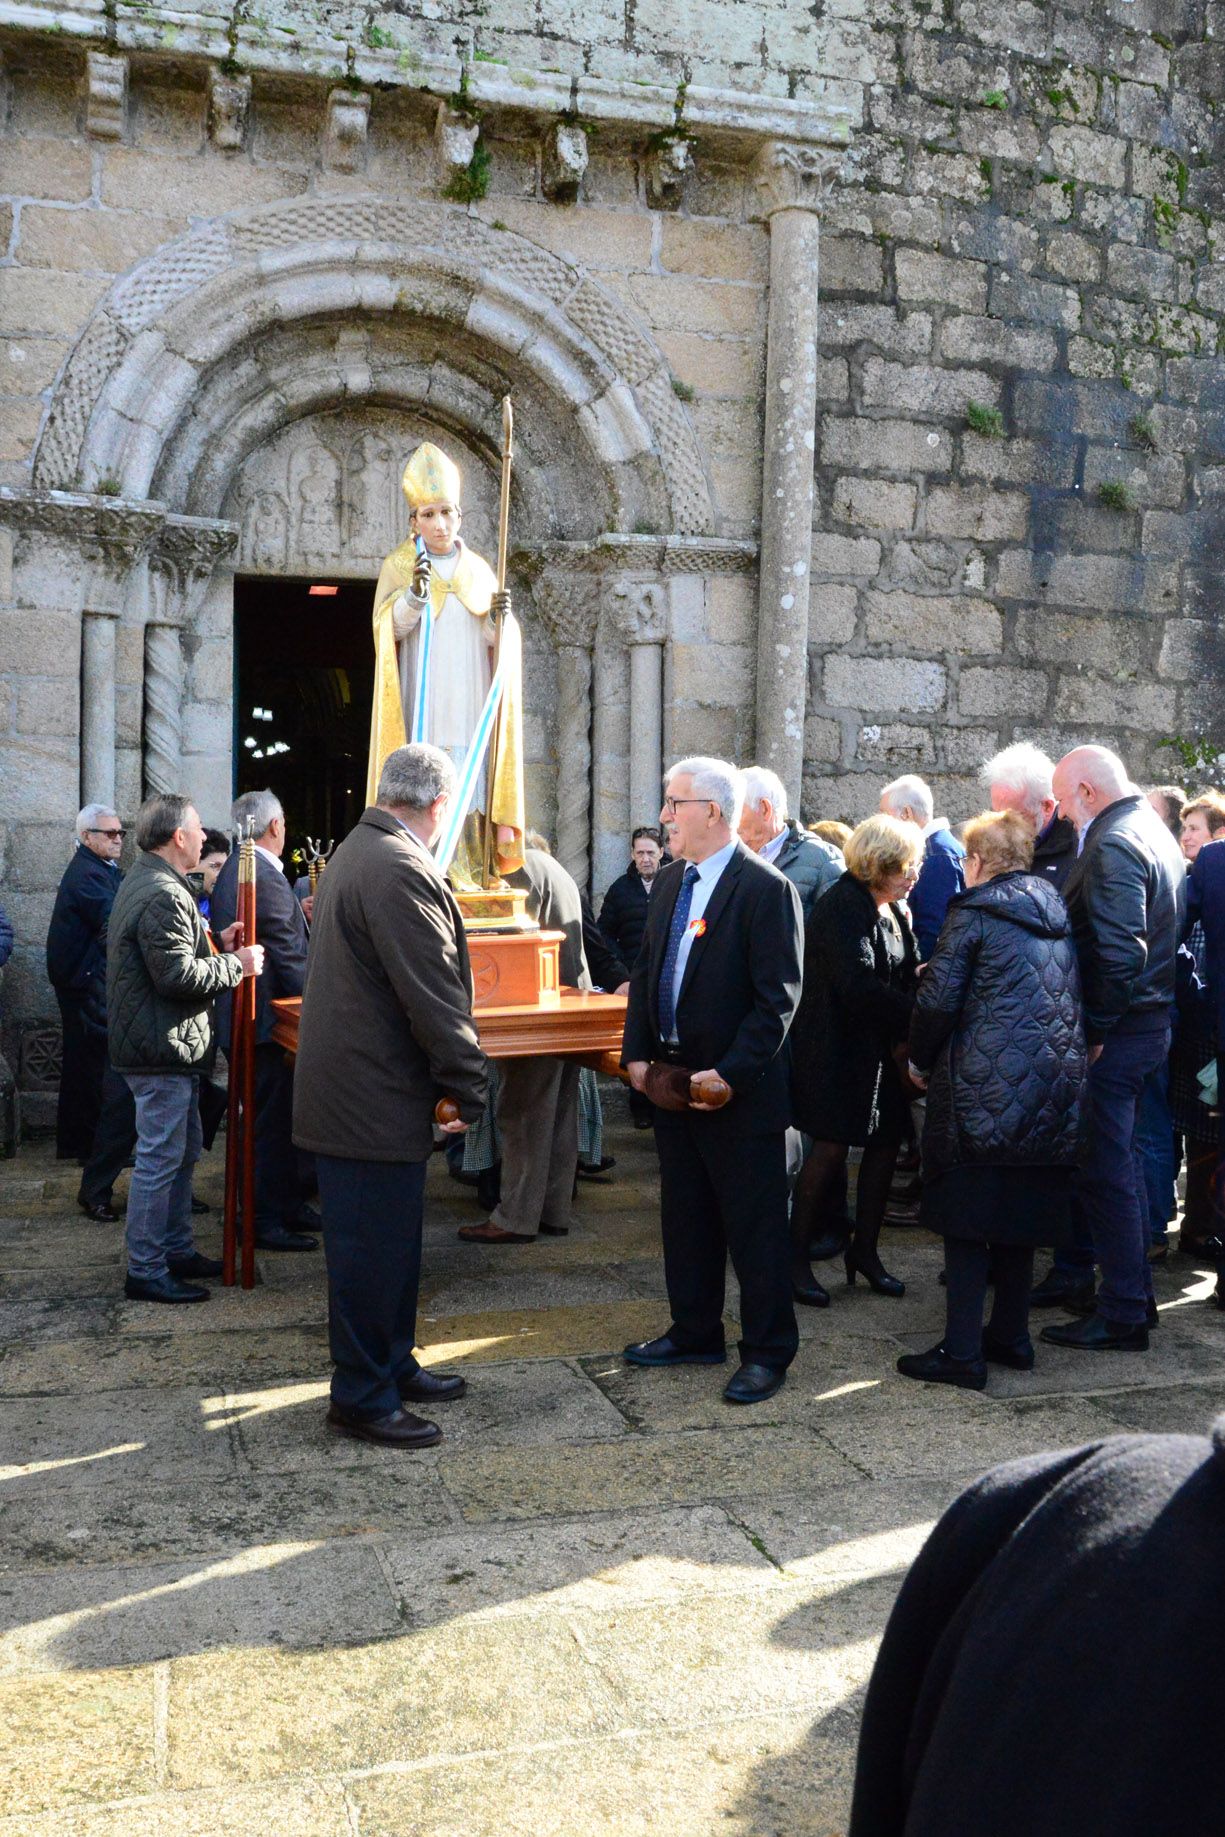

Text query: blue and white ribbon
(433, 638), (510, 875)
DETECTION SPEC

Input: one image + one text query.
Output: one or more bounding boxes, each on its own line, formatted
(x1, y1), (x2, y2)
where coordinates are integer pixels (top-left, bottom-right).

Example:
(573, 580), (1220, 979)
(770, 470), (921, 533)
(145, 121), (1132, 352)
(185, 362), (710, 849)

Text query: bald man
(1035, 747), (1184, 1352)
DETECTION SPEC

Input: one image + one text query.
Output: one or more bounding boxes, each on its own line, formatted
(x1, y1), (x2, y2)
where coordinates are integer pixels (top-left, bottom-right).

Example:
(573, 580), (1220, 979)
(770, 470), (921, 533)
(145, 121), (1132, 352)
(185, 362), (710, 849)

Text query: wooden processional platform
(270, 929), (629, 1076)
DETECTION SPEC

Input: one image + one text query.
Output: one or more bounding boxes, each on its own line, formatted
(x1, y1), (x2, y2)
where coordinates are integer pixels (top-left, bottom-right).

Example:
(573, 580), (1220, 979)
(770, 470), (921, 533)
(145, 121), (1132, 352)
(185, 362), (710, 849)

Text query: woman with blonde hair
(789, 814), (924, 1306)
(898, 809), (1088, 1389)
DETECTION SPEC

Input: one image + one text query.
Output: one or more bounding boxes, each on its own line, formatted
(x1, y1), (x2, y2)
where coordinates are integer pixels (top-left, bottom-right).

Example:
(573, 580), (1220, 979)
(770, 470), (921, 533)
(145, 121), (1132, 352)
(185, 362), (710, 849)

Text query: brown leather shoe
(457, 1221), (536, 1243)
(326, 1403), (441, 1447)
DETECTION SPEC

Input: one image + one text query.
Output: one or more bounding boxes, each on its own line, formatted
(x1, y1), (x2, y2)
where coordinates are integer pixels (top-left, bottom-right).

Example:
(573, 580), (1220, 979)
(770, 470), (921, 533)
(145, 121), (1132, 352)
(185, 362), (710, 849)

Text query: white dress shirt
(666, 838), (738, 1043)
(253, 844), (285, 874)
(759, 827), (788, 865)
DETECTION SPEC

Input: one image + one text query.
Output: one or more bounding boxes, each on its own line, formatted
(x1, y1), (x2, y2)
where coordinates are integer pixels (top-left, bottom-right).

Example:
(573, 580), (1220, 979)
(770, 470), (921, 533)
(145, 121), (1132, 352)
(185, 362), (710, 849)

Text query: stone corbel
(208, 67), (251, 152)
(542, 122), (588, 203)
(325, 87), (370, 172)
(435, 102), (480, 191)
(532, 572), (599, 888)
(85, 51), (128, 141)
(644, 135), (691, 212)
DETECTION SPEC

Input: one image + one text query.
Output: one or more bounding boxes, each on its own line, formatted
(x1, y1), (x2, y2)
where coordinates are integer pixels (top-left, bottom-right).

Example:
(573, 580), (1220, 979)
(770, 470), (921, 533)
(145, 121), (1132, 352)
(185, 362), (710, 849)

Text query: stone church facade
(0, 0), (1222, 1111)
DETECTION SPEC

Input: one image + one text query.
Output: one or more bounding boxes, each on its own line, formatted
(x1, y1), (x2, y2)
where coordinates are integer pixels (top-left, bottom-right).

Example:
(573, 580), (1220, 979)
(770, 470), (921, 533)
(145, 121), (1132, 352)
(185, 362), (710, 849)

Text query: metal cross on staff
(303, 835), (335, 893)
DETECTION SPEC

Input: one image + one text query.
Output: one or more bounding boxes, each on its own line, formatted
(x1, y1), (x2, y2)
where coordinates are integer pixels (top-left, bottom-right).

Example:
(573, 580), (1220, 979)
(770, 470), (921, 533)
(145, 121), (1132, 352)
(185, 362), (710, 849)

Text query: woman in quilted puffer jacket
(898, 809), (1088, 1391)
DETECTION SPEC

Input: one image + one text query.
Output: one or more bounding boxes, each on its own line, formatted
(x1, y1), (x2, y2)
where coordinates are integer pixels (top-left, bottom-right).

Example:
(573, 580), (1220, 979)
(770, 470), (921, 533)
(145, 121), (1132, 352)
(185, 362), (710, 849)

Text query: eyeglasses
(88, 827), (126, 839)
(662, 798), (714, 816)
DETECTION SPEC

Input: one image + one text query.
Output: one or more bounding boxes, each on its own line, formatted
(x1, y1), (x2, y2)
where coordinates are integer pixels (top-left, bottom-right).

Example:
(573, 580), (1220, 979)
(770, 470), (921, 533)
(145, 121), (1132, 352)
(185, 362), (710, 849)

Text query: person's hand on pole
(236, 943), (265, 978)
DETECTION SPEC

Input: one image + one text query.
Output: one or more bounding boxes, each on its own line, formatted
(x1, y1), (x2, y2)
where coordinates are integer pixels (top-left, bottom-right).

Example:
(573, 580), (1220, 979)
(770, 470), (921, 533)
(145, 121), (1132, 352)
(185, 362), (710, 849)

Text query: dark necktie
(657, 864), (700, 1043)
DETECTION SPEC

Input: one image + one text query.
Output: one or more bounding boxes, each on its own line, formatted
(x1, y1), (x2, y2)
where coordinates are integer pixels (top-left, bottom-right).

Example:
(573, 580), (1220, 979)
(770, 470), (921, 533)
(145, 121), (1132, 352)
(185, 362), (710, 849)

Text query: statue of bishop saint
(366, 441), (526, 888)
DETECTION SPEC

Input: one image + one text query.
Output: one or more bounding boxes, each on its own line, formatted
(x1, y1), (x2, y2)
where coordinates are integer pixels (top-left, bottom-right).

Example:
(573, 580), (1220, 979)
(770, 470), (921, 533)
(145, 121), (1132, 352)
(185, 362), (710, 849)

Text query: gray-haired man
(211, 787), (316, 1253)
(46, 803), (126, 1162)
(294, 744), (488, 1448)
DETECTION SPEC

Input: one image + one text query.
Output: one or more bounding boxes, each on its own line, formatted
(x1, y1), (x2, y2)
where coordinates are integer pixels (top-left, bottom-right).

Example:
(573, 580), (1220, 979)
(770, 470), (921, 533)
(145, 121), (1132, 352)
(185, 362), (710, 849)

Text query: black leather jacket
(1061, 794), (1185, 1042)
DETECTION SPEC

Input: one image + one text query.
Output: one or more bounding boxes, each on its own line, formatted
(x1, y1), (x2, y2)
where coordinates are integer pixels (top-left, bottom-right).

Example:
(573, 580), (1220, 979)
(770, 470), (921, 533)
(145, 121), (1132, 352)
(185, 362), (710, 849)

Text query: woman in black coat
(899, 809), (1087, 1390)
(789, 815), (923, 1307)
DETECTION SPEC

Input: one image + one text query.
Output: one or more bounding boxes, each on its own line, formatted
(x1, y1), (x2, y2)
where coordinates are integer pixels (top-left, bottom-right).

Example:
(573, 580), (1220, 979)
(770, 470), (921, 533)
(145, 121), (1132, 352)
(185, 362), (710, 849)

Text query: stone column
(752, 140), (841, 808)
(144, 518), (240, 798)
(77, 502), (165, 809)
(80, 611), (119, 807)
(612, 578), (668, 828)
(532, 573), (598, 891)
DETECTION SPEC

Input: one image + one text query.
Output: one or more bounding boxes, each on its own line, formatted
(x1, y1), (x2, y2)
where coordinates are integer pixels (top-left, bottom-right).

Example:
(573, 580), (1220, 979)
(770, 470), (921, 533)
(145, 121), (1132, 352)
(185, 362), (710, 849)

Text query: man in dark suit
(622, 755), (803, 1404)
(293, 744), (488, 1448)
(459, 838), (591, 1243)
(46, 804), (125, 1161)
(211, 789), (315, 1252)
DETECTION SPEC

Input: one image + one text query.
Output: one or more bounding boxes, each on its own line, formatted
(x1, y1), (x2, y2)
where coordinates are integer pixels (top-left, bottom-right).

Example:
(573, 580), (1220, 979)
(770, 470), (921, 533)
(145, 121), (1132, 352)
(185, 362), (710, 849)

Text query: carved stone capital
(645, 136), (691, 212)
(542, 122), (588, 203)
(209, 67), (251, 152)
(148, 514), (240, 625)
(86, 52), (127, 142)
(531, 573), (598, 650)
(0, 489), (165, 612)
(326, 88), (371, 172)
(752, 139), (841, 218)
(609, 576), (667, 646)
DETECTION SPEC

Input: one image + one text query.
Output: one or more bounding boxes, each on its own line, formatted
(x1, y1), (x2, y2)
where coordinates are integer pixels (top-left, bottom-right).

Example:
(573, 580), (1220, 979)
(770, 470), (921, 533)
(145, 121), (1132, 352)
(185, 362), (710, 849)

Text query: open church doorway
(233, 575), (376, 854)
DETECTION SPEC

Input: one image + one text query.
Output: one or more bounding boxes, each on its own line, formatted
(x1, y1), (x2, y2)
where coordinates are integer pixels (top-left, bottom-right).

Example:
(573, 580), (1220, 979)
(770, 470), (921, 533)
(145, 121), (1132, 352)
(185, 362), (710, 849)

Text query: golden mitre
(402, 442), (462, 510)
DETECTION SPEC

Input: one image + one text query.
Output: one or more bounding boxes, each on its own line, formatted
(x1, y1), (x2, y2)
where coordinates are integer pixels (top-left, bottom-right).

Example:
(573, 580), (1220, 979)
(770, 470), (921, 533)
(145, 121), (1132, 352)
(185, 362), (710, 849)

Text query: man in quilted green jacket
(107, 794), (264, 1304)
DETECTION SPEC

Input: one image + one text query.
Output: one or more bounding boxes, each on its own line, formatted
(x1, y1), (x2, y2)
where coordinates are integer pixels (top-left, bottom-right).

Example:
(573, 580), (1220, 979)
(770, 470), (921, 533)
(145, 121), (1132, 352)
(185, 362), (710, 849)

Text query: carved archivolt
(34, 198), (716, 541)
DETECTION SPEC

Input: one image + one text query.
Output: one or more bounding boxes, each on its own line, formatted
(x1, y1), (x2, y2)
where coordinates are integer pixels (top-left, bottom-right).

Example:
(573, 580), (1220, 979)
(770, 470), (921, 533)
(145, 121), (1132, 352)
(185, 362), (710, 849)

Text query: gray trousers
(122, 1072), (201, 1280)
(491, 1057), (580, 1237)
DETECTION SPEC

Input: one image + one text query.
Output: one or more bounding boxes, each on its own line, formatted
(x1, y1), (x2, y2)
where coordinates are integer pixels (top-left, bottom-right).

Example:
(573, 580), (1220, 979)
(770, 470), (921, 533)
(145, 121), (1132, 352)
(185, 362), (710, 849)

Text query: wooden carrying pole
(481, 395), (514, 889)
(222, 824), (258, 1289)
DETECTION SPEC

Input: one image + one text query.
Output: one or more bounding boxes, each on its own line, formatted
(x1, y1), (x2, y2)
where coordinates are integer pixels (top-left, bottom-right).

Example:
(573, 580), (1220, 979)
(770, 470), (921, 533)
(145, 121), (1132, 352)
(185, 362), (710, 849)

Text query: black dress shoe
(1029, 1269), (1096, 1311)
(982, 1334), (1035, 1370)
(844, 1244), (905, 1297)
(792, 1272), (831, 1308)
(1041, 1313), (1149, 1351)
(190, 1194), (211, 1215)
(578, 1156), (616, 1182)
(1215, 1275), (1225, 1311)
(398, 1369), (467, 1403)
(326, 1402), (441, 1448)
(124, 1272), (209, 1304)
(539, 1221), (570, 1236)
(724, 1362), (786, 1404)
(623, 1333), (727, 1367)
(78, 1198), (118, 1223)
(167, 1252), (224, 1280)
(290, 1202), (322, 1230)
(254, 1224), (318, 1252)
(897, 1343), (987, 1390)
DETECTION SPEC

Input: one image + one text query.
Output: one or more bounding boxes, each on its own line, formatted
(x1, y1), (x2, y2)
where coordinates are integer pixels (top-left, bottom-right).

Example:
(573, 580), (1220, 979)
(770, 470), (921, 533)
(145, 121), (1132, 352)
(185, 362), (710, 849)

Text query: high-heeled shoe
(844, 1242), (905, 1298)
(791, 1267), (831, 1308)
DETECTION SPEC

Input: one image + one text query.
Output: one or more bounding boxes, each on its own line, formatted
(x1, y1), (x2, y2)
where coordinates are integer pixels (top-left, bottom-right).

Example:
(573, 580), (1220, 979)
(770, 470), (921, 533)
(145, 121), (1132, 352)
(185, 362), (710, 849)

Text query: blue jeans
(1064, 1015), (1170, 1327)
(1135, 1054), (1177, 1246)
(122, 1072), (201, 1280)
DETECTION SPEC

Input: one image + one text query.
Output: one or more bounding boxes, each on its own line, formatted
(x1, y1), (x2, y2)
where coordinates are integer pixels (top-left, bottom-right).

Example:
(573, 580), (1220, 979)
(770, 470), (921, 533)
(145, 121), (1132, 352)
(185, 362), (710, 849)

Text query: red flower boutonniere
(688, 917), (707, 938)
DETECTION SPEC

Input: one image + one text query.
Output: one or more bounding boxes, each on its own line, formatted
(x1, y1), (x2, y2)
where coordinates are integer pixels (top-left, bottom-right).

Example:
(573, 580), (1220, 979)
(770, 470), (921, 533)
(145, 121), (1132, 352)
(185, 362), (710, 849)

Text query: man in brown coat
(293, 743), (488, 1448)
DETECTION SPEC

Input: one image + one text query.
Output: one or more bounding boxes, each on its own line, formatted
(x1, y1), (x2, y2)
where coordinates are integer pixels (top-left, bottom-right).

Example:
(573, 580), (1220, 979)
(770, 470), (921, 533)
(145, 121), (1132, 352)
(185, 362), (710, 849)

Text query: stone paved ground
(1, 1116), (1223, 1835)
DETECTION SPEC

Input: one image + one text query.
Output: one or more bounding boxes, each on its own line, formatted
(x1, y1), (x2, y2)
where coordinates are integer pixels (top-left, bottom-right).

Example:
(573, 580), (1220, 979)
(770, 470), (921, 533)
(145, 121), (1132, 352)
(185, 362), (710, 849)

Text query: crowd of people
(12, 726), (1223, 1439)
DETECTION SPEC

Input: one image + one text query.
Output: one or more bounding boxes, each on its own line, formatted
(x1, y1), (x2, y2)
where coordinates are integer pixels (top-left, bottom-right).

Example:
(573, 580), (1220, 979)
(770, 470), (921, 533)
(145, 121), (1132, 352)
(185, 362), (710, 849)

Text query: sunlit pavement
(1, 1116), (1221, 1835)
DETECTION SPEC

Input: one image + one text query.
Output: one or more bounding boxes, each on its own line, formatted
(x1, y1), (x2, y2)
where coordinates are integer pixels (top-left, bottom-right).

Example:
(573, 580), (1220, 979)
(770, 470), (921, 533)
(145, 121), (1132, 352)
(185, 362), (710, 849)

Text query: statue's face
(413, 501), (461, 555)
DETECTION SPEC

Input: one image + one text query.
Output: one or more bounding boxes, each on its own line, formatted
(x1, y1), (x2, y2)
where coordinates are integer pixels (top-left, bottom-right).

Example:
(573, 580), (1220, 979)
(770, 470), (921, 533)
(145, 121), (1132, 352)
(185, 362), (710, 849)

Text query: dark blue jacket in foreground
(46, 846), (122, 1030)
